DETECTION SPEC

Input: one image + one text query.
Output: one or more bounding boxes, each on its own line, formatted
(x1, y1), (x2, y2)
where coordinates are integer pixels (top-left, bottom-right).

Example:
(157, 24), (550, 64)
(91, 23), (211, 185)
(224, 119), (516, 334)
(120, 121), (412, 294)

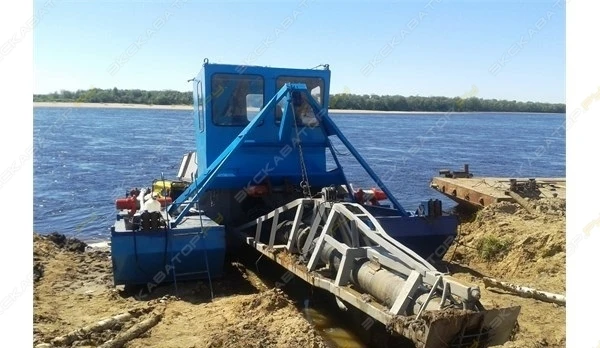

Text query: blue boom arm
(302, 89), (408, 216)
(168, 83), (407, 227)
(167, 83), (294, 226)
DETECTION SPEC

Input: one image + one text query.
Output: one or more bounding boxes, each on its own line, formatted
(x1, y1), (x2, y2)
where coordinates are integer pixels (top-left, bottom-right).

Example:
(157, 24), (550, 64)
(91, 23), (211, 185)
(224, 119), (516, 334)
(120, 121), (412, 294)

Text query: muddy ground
(446, 198), (566, 348)
(33, 197), (565, 348)
(33, 234), (326, 348)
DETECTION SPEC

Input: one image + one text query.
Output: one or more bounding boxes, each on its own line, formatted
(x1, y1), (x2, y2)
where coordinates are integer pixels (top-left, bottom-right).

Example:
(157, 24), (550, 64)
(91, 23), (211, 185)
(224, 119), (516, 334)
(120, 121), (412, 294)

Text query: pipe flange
(470, 288), (481, 300)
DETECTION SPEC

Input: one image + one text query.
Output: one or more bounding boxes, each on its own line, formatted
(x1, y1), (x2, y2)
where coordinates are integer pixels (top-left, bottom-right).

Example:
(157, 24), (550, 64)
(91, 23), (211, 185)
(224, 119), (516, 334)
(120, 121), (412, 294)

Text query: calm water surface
(33, 107), (565, 241)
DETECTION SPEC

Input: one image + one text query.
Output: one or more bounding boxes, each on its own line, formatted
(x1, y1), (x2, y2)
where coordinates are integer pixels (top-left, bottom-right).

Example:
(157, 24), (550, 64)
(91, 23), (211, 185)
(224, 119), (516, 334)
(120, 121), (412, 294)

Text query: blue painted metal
(168, 83), (326, 226)
(364, 204), (458, 262)
(191, 64), (332, 178)
(171, 62), (412, 226)
(110, 216), (225, 286)
(324, 136), (354, 203)
(302, 92), (408, 215)
(377, 215), (457, 262)
(112, 62), (458, 286)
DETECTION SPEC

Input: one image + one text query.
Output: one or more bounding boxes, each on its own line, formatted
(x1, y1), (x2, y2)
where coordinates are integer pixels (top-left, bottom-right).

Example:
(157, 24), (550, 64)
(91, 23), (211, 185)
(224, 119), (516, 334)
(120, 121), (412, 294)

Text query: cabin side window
(197, 80), (204, 132)
(275, 76), (324, 126)
(211, 74), (264, 126)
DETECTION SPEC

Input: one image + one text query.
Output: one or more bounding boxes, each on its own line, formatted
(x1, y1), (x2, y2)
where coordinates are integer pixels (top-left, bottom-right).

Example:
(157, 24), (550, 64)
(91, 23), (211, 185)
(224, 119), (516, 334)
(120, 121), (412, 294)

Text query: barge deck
(430, 174), (566, 209)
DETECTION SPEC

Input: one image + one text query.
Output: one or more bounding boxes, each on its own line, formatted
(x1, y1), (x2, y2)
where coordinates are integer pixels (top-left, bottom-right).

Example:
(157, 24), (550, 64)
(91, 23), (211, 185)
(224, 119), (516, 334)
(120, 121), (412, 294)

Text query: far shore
(33, 102), (563, 115)
(34, 101), (193, 111)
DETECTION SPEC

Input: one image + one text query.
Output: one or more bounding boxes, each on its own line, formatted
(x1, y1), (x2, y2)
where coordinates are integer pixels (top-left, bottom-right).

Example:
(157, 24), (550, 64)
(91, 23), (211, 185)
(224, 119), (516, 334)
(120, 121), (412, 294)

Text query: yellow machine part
(152, 180), (172, 197)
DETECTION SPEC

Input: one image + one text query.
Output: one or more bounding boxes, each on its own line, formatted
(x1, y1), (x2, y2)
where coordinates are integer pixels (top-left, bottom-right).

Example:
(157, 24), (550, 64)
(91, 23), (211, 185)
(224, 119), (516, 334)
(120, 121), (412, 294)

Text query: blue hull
(111, 215), (226, 286)
(376, 215), (458, 262)
(365, 205), (458, 263)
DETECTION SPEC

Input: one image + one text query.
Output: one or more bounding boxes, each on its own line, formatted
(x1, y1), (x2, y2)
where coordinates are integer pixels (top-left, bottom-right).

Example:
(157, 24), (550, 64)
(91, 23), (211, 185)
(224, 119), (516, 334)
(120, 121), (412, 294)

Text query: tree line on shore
(33, 88), (566, 113)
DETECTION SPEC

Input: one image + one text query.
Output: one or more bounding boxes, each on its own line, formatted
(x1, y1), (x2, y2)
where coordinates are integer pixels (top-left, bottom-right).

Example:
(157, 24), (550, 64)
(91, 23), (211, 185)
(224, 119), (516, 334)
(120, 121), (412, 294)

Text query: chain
(290, 98), (312, 197)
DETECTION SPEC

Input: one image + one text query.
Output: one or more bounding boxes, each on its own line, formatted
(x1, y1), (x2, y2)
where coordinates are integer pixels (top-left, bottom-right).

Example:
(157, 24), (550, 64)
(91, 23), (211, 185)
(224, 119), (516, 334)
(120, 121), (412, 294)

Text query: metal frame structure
(143, 62), (521, 347)
(234, 195), (519, 347)
(168, 82), (406, 227)
(236, 197), (481, 314)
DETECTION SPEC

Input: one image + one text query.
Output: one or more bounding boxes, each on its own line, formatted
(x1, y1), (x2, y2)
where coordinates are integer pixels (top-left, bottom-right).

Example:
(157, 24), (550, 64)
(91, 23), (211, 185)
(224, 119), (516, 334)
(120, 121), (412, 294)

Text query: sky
(33, 0), (566, 103)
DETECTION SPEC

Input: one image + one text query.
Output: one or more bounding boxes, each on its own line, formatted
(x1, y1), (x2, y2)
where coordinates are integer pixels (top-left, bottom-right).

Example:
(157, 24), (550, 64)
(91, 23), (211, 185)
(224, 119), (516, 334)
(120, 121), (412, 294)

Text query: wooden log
(51, 312), (134, 346)
(506, 191), (537, 215)
(483, 277), (565, 306)
(98, 312), (163, 348)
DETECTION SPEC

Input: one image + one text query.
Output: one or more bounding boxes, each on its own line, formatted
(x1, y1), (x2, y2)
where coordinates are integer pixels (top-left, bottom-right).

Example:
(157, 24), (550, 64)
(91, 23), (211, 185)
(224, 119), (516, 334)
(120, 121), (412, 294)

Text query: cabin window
(197, 80), (204, 132)
(211, 74), (264, 126)
(275, 76), (324, 126)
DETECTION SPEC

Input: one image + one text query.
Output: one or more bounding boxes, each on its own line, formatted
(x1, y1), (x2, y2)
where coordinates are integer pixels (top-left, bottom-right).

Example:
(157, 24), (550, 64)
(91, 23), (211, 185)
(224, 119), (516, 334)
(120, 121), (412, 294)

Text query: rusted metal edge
(237, 233), (519, 347)
(240, 235), (430, 345)
(430, 178), (512, 209)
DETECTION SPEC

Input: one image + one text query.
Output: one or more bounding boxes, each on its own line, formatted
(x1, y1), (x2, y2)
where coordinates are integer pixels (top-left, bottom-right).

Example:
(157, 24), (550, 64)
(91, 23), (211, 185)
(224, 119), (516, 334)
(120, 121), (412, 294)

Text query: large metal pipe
(320, 244), (444, 315)
(351, 259), (442, 315)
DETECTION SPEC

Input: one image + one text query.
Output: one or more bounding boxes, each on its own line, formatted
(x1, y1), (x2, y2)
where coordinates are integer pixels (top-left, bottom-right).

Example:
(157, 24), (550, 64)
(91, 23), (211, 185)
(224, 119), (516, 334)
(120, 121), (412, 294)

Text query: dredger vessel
(110, 60), (520, 347)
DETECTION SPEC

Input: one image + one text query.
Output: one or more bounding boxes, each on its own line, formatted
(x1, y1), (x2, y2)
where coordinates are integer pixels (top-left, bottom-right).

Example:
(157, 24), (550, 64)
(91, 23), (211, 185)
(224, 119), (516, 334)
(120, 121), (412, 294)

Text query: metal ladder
(171, 212), (214, 299)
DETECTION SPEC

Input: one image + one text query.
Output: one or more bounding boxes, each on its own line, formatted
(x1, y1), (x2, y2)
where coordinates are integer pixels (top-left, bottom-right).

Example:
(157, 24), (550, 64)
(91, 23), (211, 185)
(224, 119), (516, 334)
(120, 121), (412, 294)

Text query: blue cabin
(111, 61), (458, 287)
(191, 63), (341, 190)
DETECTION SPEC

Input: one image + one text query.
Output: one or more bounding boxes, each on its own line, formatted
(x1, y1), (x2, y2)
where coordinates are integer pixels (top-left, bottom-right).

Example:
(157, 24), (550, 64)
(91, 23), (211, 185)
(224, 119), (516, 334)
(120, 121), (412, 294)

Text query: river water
(33, 107), (565, 347)
(33, 107), (565, 240)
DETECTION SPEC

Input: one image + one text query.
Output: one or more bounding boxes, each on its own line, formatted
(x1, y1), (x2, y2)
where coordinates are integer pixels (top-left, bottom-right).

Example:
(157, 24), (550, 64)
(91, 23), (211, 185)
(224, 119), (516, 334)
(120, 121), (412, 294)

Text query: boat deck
(430, 177), (566, 209)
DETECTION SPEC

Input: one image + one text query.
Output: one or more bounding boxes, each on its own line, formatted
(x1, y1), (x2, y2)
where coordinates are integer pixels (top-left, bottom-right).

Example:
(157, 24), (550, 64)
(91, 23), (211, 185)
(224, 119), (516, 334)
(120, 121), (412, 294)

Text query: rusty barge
(430, 165), (565, 210)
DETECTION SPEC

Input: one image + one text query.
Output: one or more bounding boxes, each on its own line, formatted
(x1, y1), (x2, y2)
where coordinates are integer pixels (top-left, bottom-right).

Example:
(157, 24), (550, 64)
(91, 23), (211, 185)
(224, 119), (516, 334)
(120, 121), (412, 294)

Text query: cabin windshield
(211, 74), (264, 126)
(276, 76), (324, 126)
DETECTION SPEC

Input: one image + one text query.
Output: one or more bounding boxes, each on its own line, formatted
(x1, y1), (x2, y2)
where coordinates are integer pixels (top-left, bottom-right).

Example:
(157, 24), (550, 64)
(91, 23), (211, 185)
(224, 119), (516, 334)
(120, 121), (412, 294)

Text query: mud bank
(33, 234), (326, 348)
(33, 197), (566, 347)
(446, 198), (566, 347)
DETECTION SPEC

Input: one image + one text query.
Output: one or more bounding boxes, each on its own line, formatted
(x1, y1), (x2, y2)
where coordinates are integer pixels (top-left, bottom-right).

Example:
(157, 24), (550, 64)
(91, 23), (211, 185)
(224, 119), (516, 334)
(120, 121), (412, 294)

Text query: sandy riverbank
(33, 234), (327, 348)
(32, 197), (566, 348)
(447, 198), (566, 347)
(34, 102), (194, 111)
(33, 102), (453, 114)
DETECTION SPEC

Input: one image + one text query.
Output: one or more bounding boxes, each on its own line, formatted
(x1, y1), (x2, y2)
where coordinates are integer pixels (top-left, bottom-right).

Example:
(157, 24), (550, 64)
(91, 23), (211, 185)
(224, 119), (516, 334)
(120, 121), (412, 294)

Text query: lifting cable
(290, 97), (312, 197)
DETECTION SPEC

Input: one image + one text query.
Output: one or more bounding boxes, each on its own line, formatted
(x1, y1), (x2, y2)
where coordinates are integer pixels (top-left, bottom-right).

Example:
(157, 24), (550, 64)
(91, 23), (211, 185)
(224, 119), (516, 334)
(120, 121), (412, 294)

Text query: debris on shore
(33, 196), (566, 347)
(445, 197), (566, 347)
(33, 233), (327, 348)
